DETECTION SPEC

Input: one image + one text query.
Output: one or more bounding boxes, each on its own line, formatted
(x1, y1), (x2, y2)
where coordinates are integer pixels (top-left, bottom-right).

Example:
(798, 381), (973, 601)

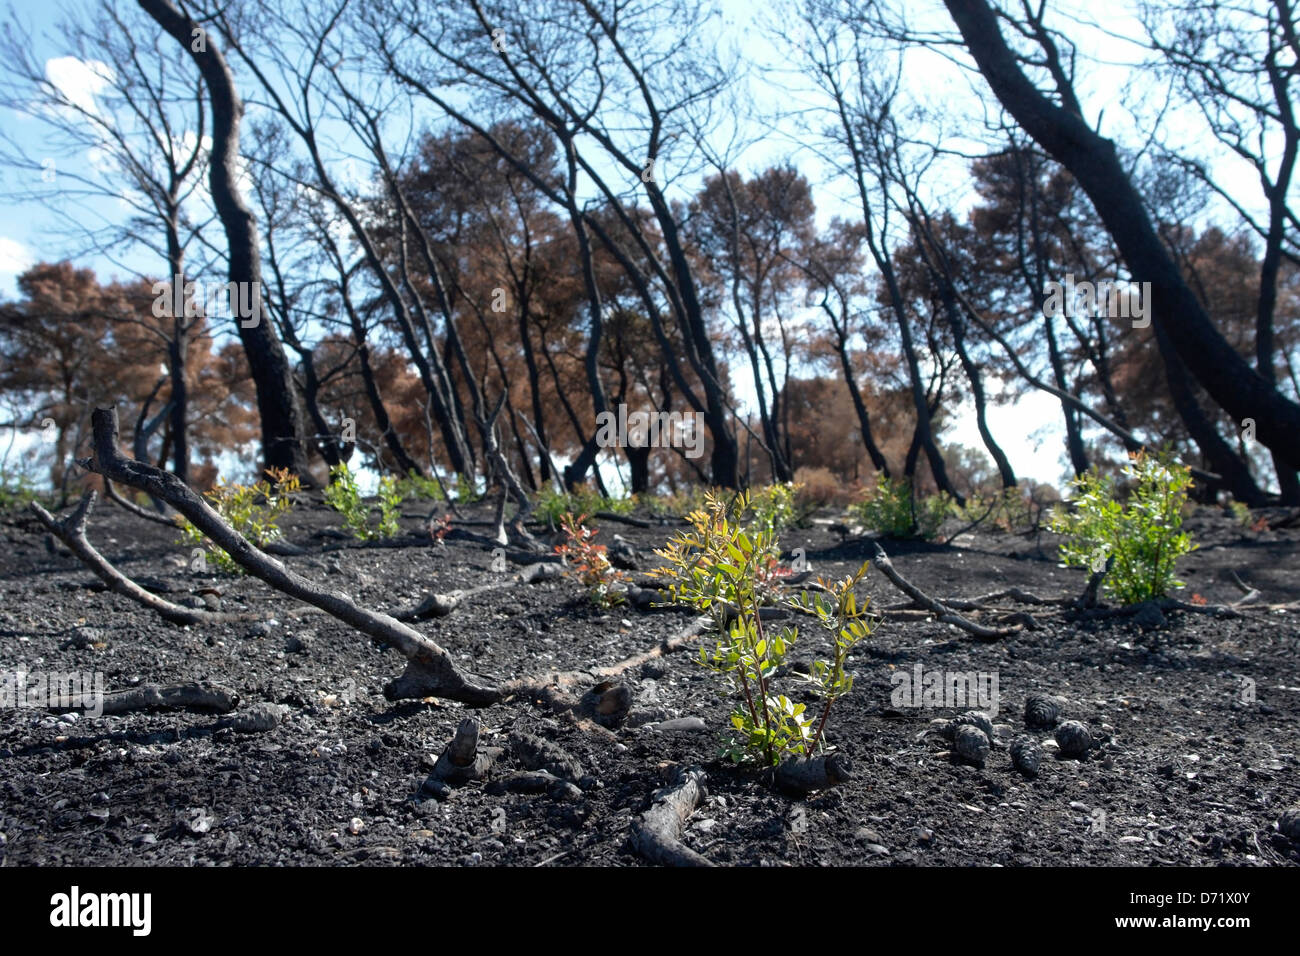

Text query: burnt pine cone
(1024, 694), (1063, 729)
(953, 725), (991, 766)
(953, 711), (995, 740)
(1054, 720), (1095, 758)
(1010, 735), (1041, 777)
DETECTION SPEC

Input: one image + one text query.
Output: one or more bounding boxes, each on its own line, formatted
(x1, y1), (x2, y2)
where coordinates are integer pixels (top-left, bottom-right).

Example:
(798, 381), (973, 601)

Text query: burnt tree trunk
(139, 0), (310, 479)
(945, 0), (1300, 472)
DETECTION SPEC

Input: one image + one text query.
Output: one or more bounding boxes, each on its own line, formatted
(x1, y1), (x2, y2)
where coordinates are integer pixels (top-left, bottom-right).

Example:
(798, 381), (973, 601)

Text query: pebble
(183, 807), (215, 834)
(855, 827), (882, 844)
(230, 702), (287, 733)
(1279, 806), (1300, 841)
(649, 716), (708, 733)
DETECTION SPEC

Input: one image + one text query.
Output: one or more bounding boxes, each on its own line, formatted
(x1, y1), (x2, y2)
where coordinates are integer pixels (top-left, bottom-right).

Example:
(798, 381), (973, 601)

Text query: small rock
(285, 635), (311, 654)
(953, 725), (990, 766)
(863, 843), (890, 856)
(1279, 806), (1300, 841)
(1055, 720), (1095, 758)
(607, 536), (639, 571)
(245, 621), (275, 639)
(855, 827), (882, 844)
(182, 807), (215, 834)
(649, 716), (708, 733)
(348, 817), (364, 835)
(230, 702), (287, 733)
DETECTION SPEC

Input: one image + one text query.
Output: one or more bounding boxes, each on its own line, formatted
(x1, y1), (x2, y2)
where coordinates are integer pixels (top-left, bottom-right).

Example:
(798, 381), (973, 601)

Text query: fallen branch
(774, 752), (853, 795)
(30, 492), (256, 626)
(393, 562), (563, 620)
(502, 615), (710, 713)
(76, 406), (500, 707)
(871, 544), (1016, 639)
(593, 510), (653, 528)
(46, 681), (239, 716)
(630, 766), (712, 867)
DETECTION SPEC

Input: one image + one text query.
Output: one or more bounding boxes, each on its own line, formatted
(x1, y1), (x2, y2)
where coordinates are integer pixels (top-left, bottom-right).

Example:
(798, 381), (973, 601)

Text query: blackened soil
(1, 500), (1297, 866)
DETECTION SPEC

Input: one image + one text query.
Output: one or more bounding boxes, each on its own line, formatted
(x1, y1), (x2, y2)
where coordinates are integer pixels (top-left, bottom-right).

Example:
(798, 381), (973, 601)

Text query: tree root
(630, 766), (712, 867)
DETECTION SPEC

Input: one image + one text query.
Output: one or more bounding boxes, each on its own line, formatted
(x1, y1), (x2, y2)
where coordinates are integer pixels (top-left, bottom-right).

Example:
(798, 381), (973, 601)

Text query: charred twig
(45, 681), (240, 716)
(393, 562), (563, 620)
(773, 752), (853, 795)
(103, 479), (176, 526)
(1229, 570), (1261, 606)
(871, 544), (1017, 639)
(1074, 556), (1112, 610)
(426, 717), (497, 785)
(76, 406), (501, 707)
(630, 766), (712, 867)
(30, 492), (259, 626)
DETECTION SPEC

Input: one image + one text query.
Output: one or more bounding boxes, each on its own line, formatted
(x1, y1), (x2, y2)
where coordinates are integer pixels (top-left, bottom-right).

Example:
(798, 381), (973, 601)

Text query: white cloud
(0, 236), (35, 298)
(43, 56), (114, 118)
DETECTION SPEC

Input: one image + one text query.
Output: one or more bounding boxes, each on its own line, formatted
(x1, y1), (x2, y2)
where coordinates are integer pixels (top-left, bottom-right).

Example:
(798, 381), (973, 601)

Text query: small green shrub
(748, 481), (803, 536)
(178, 467), (300, 573)
(850, 475), (950, 540)
(450, 473), (482, 504)
(554, 512), (625, 607)
(1050, 450), (1197, 605)
(325, 463), (404, 541)
(0, 470), (42, 511)
(396, 470), (444, 502)
(652, 491), (872, 767)
(954, 487), (1036, 534)
(641, 486), (714, 521)
(536, 487), (635, 528)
